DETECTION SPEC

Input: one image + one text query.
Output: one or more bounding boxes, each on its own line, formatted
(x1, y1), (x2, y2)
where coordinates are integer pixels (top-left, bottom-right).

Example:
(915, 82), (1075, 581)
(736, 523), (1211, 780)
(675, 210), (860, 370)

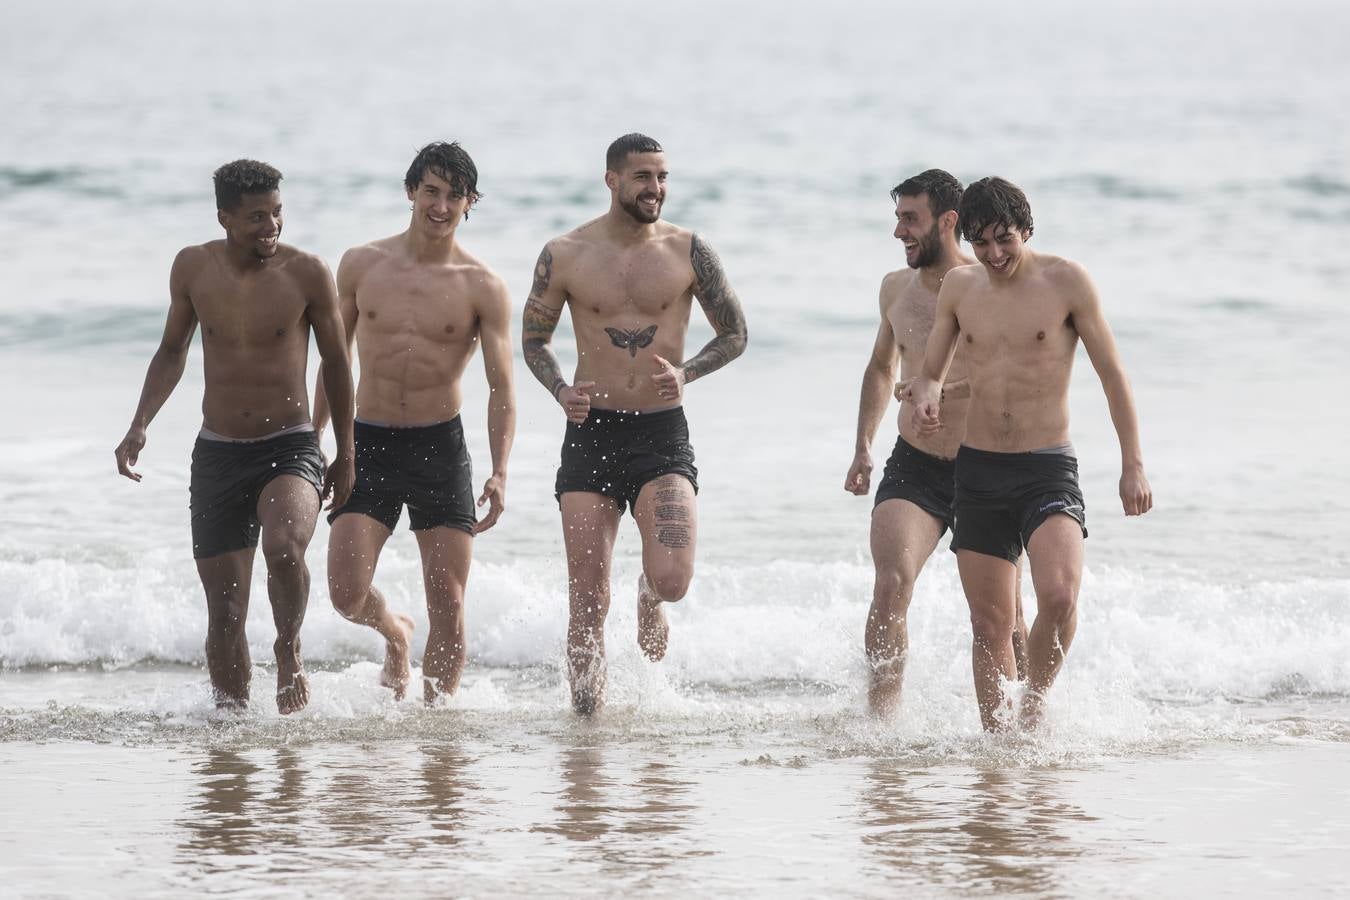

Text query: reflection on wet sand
(538, 735), (711, 877)
(412, 744), (479, 848)
(859, 761), (1097, 893)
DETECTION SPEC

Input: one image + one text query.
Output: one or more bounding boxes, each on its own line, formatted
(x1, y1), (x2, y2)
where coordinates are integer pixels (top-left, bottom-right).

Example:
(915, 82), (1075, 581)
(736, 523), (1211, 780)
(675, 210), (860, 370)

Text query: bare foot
(637, 574), (669, 662)
(423, 675), (456, 706)
(275, 641), (310, 715)
(567, 650), (606, 716)
(1018, 689), (1046, 730)
(867, 657), (904, 719)
(380, 613), (415, 700)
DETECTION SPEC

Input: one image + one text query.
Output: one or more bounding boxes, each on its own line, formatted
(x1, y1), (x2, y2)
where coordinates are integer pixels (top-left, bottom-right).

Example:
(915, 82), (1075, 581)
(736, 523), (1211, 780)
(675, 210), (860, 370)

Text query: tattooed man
(522, 133), (748, 714)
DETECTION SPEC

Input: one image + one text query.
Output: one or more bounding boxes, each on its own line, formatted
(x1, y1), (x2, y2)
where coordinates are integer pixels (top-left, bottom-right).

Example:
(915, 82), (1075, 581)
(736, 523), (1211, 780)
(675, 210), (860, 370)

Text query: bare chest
(355, 268), (479, 347)
(192, 271), (308, 347)
(887, 286), (939, 357)
(567, 247), (692, 321)
(956, 294), (1077, 366)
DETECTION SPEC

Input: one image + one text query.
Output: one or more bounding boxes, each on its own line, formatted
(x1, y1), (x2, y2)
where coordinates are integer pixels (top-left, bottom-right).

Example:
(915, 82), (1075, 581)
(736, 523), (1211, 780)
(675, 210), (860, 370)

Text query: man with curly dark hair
(910, 176), (1152, 731)
(115, 159), (355, 715)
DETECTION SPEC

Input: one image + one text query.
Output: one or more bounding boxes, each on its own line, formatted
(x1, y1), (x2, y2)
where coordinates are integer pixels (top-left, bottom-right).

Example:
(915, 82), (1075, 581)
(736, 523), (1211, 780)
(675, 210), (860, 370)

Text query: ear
(216, 208), (229, 229)
(604, 169), (618, 192)
(406, 185), (417, 204)
(939, 209), (958, 236)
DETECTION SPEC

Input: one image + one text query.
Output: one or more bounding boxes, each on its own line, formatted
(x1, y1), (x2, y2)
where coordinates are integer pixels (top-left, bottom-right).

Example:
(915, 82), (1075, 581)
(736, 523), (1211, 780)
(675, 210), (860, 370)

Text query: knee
(262, 533), (308, 571)
(328, 576), (367, 620)
(206, 592), (248, 636)
(969, 605), (1015, 644)
(647, 566), (692, 603)
(874, 567), (918, 608)
(1034, 586), (1078, 623)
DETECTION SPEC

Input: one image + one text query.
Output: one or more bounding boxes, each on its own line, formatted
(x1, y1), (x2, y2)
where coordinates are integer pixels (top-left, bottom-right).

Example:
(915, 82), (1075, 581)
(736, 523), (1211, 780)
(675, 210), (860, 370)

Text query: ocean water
(3, 0), (1349, 895)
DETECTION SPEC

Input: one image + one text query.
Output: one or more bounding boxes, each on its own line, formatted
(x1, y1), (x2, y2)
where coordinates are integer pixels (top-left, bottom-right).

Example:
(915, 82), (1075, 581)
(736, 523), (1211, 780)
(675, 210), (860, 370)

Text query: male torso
(186, 241), (318, 436)
(347, 237), (495, 422)
(947, 254), (1078, 452)
(551, 218), (696, 410)
(885, 268), (971, 458)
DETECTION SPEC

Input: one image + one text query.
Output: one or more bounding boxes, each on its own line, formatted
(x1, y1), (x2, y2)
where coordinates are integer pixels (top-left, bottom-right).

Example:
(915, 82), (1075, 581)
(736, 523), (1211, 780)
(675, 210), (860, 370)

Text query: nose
(894, 221), (905, 239)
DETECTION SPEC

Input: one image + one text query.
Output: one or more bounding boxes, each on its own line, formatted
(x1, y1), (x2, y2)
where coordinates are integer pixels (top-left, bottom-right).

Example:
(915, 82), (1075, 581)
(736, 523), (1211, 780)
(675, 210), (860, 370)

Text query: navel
(444, 324), (456, 333)
(367, 310), (377, 319)
(275, 328), (284, 336)
(965, 334), (973, 344)
(1037, 330), (1046, 340)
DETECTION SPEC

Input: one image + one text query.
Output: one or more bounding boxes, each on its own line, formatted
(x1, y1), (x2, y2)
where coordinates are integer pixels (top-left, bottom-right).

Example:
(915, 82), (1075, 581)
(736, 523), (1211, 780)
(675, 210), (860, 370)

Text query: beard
(619, 193), (662, 224)
(907, 221), (942, 269)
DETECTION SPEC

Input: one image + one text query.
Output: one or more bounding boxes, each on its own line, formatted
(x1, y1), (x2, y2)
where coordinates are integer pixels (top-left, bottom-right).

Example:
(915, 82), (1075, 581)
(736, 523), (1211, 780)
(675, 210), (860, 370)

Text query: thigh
(956, 549), (1020, 620)
(256, 474), (321, 545)
(195, 547), (256, 602)
(560, 492), (622, 578)
(871, 498), (944, 580)
(414, 526), (474, 607)
(327, 512), (393, 591)
(632, 473), (697, 567)
(1025, 514), (1085, 598)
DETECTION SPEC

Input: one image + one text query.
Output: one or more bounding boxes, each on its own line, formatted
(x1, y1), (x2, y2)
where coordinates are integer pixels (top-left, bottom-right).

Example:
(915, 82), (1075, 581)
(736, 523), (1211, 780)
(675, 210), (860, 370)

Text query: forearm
(485, 387), (516, 477)
(1103, 374), (1145, 468)
(680, 330), (747, 385)
(129, 348), (189, 430)
(523, 338), (568, 399)
(855, 365), (892, 453)
(319, 361), (355, 449)
(312, 370), (332, 437)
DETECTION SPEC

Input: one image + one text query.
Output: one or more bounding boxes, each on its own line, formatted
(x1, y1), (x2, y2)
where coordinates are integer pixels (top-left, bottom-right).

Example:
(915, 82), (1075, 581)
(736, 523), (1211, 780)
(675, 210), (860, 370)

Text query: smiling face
(218, 190), (283, 260)
(407, 169), (473, 236)
(608, 151), (667, 224)
(893, 192), (944, 269)
(970, 221), (1030, 279)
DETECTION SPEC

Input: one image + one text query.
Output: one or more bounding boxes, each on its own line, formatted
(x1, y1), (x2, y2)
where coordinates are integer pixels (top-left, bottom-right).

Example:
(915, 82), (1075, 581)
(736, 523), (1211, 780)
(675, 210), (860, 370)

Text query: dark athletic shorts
(189, 429), (325, 560)
(951, 445), (1088, 563)
(873, 435), (957, 535)
(329, 417), (476, 534)
(554, 406), (698, 514)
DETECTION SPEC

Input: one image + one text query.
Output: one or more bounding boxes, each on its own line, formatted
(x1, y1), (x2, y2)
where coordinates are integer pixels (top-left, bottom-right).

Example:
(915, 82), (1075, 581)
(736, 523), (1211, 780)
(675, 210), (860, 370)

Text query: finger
(653, 355), (668, 367)
(575, 381), (596, 395)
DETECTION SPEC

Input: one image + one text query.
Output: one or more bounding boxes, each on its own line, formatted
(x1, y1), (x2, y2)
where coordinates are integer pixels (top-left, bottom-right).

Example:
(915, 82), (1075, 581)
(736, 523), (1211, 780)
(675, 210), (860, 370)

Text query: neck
(222, 238), (268, 272)
(404, 222), (457, 263)
(604, 206), (658, 243)
(918, 242), (970, 289)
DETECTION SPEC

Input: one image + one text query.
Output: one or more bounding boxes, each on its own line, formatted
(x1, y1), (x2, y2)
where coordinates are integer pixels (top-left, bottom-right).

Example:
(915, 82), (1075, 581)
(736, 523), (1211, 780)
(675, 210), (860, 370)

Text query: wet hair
(606, 133), (664, 171)
(404, 141), (481, 202)
(213, 159), (282, 211)
(959, 176), (1035, 242)
(890, 168), (964, 219)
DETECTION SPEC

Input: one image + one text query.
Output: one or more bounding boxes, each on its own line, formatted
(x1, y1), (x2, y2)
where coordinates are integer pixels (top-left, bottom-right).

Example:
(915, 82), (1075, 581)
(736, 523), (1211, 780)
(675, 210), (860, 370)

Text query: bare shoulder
(879, 268), (914, 303)
(339, 238), (393, 277)
(457, 249), (510, 308)
(1039, 254), (1097, 307)
(279, 245), (334, 287)
(171, 242), (212, 279)
(943, 263), (983, 296)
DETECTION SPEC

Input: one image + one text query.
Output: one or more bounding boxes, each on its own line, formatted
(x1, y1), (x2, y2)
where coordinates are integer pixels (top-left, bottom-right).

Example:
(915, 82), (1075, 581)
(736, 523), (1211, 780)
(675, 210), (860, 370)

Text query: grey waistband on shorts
(355, 415), (458, 429)
(1030, 441), (1076, 457)
(198, 422), (316, 443)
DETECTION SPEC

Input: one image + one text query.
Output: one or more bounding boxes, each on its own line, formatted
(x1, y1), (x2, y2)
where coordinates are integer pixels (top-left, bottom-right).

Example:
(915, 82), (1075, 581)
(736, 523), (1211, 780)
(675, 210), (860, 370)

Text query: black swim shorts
(873, 435), (957, 534)
(554, 406), (698, 513)
(189, 428), (325, 559)
(329, 417), (476, 534)
(950, 445), (1088, 563)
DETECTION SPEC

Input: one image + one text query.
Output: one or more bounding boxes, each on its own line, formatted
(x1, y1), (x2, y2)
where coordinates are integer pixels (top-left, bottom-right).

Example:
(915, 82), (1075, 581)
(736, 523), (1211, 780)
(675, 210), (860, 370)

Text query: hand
(115, 426), (147, 482)
(1120, 465), (1153, 516)
(474, 474), (506, 534)
(893, 378), (913, 404)
(321, 447), (355, 510)
(941, 378), (970, 401)
(913, 399), (942, 437)
(844, 451), (872, 495)
(557, 381), (595, 424)
(651, 355), (685, 403)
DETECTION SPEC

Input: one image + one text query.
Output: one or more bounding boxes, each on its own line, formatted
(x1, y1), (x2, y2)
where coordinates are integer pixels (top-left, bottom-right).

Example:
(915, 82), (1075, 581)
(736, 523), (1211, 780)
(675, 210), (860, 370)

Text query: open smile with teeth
(989, 258), (1010, 270)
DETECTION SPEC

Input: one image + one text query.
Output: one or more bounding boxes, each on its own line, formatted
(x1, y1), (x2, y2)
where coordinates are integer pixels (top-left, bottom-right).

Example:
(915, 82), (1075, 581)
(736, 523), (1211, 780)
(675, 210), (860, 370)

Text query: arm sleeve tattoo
(521, 246), (568, 399)
(683, 234), (748, 384)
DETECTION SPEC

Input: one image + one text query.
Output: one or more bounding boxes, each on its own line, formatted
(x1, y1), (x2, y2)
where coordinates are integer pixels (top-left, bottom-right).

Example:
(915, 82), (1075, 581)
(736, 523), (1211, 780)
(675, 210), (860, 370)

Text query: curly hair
(959, 176), (1035, 243)
(213, 159), (282, 211)
(405, 141), (481, 202)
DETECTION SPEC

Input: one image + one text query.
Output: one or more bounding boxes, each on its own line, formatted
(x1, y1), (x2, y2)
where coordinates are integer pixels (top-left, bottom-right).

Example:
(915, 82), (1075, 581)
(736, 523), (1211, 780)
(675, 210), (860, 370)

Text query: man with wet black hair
(115, 159), (355, 715)
(522, 132), (748, 715)
(313, 141), (515, 704)
(911, 176), (1153, 731)
(846, 169), (1028, 718)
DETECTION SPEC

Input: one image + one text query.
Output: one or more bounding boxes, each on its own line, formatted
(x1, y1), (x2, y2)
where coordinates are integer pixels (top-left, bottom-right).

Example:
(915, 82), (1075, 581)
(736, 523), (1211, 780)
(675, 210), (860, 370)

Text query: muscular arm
(681, 233), (748, 384)
(313, 249), (361, 438)
(521, 244), (569, 400)
(114, 248), (201, 480)
(478, 277), (517, 479)
(308, 258), (355, 452)
(1069, 266), (1152, 514)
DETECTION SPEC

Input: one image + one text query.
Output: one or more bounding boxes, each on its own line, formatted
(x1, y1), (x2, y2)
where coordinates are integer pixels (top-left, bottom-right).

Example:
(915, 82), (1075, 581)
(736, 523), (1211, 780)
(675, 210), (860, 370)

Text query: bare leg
(327, 512), (414, 699)
(632, 474), (698, 662)
(1020, 515), (1085, 728)
(956, 550), (1020, 732)
(560, 492), (622, 715)
(1013, 563), (1030, 681)
(415, 526), (474, 703)
(196, 548), (256, 709)
(864, 499), (944, 718)
(256, 475), (321, 715)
